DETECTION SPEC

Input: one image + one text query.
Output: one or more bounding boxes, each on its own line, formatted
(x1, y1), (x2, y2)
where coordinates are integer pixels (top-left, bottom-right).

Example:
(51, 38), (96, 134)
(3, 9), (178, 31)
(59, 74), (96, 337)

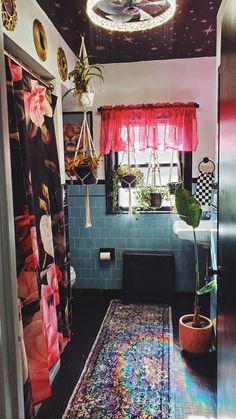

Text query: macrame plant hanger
(146, 150), (163, 208)
(167, 150), (183, 192)
(147, 149), (162, 188)
(73, 35), (96, 228)
(119, 137), (138, 217)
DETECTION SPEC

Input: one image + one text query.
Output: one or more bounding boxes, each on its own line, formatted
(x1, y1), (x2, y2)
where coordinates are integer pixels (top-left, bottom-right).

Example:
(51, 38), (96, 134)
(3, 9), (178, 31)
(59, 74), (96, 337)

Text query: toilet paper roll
(100, 252), (111, 261)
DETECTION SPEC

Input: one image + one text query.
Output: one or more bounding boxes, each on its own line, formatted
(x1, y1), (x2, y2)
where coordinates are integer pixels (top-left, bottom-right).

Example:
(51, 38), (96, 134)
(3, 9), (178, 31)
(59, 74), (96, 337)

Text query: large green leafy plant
(175, 188), (217, 327)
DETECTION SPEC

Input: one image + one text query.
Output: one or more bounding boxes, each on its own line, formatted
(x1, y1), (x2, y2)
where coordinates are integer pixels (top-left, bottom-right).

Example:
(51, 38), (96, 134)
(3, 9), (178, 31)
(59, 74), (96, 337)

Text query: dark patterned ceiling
(36, 0), (222, 64)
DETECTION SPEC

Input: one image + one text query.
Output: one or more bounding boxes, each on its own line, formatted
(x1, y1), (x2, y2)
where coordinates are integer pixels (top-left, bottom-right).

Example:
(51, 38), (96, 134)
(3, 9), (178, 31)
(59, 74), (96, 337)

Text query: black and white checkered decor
(195, 172), (214, 206)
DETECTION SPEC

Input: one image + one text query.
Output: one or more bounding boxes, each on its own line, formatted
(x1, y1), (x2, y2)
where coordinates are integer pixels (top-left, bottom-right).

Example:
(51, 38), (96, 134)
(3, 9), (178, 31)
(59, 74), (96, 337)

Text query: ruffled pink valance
(100, 102), (198, 154)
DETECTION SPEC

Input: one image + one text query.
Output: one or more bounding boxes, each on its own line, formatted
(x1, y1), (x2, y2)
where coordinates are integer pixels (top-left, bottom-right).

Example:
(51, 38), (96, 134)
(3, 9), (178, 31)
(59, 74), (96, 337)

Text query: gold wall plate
(2, 0), (17, 31)
(33, 19), (48, 62)
(57, 47), (68, 82)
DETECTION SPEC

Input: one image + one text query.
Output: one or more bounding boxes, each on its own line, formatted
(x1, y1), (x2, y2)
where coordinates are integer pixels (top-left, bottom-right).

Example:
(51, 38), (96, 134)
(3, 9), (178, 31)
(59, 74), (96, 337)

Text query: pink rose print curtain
(5, 57), (71, 418)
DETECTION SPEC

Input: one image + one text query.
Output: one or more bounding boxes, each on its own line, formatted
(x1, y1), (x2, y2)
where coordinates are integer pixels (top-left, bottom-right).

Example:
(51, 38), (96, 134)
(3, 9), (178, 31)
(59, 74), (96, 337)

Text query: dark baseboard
(72, 288), (123, 300)
(72, 288), (196, 303)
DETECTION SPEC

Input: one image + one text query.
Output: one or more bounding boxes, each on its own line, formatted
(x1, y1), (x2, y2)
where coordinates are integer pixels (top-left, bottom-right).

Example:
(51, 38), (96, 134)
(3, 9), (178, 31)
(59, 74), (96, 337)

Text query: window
(101, 102), (196, 214)
(105, 149), (192, 214)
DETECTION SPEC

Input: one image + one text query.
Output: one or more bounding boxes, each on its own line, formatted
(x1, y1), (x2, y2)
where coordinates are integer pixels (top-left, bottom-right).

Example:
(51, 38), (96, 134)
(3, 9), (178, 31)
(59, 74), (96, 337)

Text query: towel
(195, 172), (214, 208)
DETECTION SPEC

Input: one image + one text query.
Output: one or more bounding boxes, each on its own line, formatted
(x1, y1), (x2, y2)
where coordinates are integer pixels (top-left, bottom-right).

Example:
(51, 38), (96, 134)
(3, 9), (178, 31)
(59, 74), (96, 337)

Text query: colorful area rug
(63, 300), (175, 419)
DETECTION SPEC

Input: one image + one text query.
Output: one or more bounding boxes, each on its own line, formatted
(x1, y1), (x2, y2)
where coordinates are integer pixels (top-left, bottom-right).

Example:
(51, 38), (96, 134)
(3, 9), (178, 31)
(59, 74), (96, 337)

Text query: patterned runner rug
(63, 300), (175, 419)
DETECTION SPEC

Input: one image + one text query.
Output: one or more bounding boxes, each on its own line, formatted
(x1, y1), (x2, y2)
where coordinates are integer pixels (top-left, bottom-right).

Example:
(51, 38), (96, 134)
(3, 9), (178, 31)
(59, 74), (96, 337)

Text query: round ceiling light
(87, 0), (176, 32)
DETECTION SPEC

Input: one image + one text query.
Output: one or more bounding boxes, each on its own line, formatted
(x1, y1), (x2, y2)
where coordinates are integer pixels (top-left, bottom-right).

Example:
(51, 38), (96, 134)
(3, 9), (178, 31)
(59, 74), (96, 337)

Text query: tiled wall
(68, 184), (207, 292)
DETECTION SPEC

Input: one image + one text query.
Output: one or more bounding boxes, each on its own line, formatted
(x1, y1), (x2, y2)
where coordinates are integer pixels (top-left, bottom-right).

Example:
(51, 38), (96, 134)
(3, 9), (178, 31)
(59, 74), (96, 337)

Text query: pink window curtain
(100, 102), (198, 154)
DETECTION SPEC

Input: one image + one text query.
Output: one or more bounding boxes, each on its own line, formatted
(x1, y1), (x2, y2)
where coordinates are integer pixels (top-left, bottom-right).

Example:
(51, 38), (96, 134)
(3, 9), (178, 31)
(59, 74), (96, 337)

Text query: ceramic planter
(121, 174), (137, 188)
(179, 314), (213, 355)
(150, 192), (162, 208)
(78, 92), (95, 110)
(73, 164), (97, 185)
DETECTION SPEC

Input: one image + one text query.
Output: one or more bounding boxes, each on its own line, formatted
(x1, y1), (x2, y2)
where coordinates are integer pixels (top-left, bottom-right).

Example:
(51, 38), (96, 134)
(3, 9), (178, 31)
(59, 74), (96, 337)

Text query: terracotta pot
(73, 164), (97, 185)
(150, 192), (162, 208)
(179, 314), (213, 355)
(121, 174), (137, 188)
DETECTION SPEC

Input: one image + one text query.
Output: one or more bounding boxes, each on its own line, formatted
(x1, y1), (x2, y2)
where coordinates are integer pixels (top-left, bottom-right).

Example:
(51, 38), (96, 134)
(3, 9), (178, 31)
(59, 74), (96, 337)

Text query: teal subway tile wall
(68, 184), (206, 292)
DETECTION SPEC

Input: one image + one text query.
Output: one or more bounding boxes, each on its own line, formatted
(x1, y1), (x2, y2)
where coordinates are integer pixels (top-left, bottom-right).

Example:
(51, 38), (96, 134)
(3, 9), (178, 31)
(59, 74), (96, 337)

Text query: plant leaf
(62, 88), (76, 100)
(175, 188), (202, 228)
(39, 197), (47, 212)
(42, 183), (49, 198)
(197, 279), (217, 295)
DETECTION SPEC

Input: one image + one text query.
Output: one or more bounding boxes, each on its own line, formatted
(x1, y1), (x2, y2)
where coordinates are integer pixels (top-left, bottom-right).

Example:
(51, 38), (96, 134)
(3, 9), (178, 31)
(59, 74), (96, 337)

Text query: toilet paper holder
(99, 248), (115, 261)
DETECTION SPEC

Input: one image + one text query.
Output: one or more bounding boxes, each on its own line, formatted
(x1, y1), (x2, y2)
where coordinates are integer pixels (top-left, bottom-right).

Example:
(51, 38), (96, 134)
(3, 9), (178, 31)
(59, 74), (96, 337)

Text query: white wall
(3, 0), (77, 183)
(64, 56), (217, 180)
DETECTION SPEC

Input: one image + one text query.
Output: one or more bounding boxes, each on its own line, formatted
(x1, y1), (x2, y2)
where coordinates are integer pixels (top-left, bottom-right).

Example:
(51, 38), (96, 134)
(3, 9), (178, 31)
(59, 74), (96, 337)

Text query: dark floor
(36, 291), (216, 419)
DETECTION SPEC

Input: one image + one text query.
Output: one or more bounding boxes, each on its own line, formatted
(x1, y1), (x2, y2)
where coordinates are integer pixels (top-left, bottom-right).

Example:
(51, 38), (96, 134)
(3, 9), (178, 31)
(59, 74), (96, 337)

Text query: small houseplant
(136, 186), (169, 210)
(111, 165), (144, 212)
(175, 188), (216, 354)
(149, 186), (169, 208)
(66, 154), (102, 185)
(62, 56), (104, 109)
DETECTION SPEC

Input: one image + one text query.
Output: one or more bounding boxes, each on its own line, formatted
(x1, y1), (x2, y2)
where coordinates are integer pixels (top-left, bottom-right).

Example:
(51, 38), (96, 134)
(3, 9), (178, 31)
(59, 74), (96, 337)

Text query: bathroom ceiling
(36, 0), (222, 64)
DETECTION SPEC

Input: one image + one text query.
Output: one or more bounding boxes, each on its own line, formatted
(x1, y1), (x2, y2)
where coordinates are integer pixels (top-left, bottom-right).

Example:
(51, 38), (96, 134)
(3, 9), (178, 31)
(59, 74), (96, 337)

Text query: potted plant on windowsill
(62, 56), (104, 109)
(175, 188), (217, 355)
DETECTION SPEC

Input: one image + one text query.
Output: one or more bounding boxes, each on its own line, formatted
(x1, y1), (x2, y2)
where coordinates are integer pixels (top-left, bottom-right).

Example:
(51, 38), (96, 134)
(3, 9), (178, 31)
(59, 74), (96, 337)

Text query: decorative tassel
(85, 186), (92, 228)
(128, 185), (133, 218)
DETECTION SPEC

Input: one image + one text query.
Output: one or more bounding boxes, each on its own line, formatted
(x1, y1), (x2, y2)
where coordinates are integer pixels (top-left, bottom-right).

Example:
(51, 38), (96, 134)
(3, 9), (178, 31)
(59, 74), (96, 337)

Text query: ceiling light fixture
(87, 0), (176, 33)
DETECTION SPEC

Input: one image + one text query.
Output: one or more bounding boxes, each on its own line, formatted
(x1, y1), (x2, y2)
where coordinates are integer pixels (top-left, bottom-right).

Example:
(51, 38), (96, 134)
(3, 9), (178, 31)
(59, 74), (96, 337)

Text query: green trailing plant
(111, 165), (144, 210)
(62, 56), (104, 99)
(135, 186), (153, 210)
(175, 188), (217, 327)
(135, 186), (170, 210)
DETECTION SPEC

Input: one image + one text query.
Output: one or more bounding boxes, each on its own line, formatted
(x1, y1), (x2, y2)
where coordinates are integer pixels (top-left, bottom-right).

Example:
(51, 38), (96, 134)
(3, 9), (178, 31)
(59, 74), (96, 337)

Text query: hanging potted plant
(111, 165), (144, 212)
(67, 154), (102, 185)
(62, 35), (104, 110)
(149, 186), (170, 208)
(112, 165), (143, 189)
(135, 186), (169, 210)
(175, 188), (217, 354)
(62, 56), (104, 109)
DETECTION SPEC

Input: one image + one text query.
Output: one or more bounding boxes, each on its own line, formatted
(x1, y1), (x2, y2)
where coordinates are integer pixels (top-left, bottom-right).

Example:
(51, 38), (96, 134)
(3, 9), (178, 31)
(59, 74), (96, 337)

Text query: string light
(87, 0), (176, 33)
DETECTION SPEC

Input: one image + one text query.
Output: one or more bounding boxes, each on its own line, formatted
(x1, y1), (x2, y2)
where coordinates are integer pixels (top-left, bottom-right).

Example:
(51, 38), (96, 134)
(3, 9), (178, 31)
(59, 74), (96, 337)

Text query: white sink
(173, 219), (212, 245)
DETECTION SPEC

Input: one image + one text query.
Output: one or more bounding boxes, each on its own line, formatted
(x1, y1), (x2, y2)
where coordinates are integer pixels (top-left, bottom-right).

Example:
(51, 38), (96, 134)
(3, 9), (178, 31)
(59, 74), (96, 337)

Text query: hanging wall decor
(57, 47), (68, 82)
(33, 19), (48, 61)
(1, 0), (17, 31)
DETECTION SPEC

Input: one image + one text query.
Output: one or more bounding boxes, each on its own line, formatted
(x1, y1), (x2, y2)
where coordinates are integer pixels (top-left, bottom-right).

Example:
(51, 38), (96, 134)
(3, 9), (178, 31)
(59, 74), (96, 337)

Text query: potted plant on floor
(175, 188), (216, 355)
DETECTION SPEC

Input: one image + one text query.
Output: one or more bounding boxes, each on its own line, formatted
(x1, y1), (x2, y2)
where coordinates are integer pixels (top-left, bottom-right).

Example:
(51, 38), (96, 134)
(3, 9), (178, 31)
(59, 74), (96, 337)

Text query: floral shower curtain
(5, 57), (70, 418)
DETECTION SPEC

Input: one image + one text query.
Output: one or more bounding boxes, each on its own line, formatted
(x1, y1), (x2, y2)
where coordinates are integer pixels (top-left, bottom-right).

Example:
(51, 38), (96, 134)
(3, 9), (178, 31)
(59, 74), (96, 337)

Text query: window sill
(107, 206), (173, 215)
